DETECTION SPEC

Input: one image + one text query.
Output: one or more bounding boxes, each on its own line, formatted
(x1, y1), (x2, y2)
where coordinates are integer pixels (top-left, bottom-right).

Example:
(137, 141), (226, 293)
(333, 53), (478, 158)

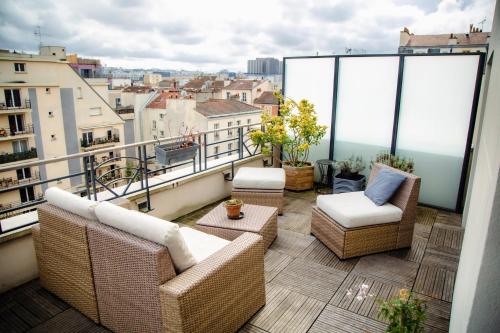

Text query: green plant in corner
(249, 92), (328, 167)
(378, 289), (426, 333)
(333, 155), (366, 179)
(371, 151), (415, 173)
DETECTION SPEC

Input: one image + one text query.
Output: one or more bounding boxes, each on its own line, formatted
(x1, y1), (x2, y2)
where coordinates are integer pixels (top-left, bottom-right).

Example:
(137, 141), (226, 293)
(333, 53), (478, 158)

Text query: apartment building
(143, 73), (163, 87)
(253, 91), (279, 116)
(195, 99), (262, 160)
(399, 25), (490, 54)
(0, 48), (126, 216)
(220, 80), (272, 105)
(247, 57), (282, 75)
(66, 52), (102, 78)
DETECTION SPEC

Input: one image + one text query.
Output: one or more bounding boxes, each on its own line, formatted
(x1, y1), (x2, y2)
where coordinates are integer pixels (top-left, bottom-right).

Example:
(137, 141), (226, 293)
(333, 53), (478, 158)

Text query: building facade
(399, 26), (490, 54)
(221, 80), (273, 105)
(247, 57), (282, 75)
(0, 50), (126, 218)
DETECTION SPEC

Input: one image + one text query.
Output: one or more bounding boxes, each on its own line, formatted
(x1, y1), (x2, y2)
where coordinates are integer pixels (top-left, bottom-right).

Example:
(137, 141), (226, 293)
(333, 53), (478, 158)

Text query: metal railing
(0, 124), (35, 137)
(80, 134), (120, 148)
(0, 99), (31, 110)
(0, 148), (38, 165)
(0, 123), (264, 235)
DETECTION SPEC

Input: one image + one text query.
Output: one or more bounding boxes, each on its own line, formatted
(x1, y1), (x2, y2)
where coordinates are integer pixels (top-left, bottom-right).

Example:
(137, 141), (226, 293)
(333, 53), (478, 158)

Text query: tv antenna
(478, 18), (486, 31)
(34, 26), (43, 48)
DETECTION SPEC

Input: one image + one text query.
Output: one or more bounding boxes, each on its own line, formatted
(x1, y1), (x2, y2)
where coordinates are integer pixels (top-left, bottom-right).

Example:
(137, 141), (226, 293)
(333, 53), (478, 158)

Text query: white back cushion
(95, 201), (197, 272)
(45, 187), (98, 220)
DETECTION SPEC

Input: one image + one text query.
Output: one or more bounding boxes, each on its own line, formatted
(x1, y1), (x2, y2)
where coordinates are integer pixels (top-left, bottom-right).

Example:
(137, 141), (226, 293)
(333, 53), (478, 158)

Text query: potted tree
(333, 155), (366, 193)
(250, 93), (327, 191)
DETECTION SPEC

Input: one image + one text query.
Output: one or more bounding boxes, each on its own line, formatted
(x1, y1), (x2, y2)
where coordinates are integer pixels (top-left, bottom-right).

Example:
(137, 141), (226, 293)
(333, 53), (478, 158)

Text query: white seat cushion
(45, 187), (98, 220)
(95, 201), (197, 272)
(317, 191), (402, 228)
(179, 227), (230, 263)
(233, 167), (285, 190)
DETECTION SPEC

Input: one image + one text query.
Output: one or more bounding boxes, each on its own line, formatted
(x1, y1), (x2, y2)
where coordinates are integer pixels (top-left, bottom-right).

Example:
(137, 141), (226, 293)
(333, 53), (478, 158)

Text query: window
(50, 134), (56, 141)
(214, 123), (219, 140)
(159, 130), (164, 137)
(89, 107), (102, 116)
(226, 92), (230, 99)
(115, 97), (121, 107)
(12, 140), (28, 153)
(107, 129), (112, 140)
(228, 143), (233, 156)
(45, 88), (51, 94)
(214, 146), (219, 159)
(247, 118), (251, 131)
(19, 186), (35, 203)
(236, 120), (241, 126)
(227, 121), (233, 136)
(77, 87), (83, 99)
(48, 111), (54, 118)
(14, 63), (26, 73)
(8, 114), (25, 134)
(159, 113), (165, 120)
(242, 92), (247, 102)
(4, 89), (21, 108)
(82, 132), (93, 146)
(16, 168), (32, 180)
(428, 48), (441, 54)
(152, 120), (157, 129)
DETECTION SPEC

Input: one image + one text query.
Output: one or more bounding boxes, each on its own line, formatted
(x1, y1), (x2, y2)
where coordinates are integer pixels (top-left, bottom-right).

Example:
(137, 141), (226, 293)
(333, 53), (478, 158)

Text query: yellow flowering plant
(249, 92), (328, 167)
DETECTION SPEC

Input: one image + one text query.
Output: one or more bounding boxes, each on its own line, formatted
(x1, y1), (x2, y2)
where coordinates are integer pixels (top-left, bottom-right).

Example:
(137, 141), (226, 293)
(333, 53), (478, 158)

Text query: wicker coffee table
(195, 203), (278, 250)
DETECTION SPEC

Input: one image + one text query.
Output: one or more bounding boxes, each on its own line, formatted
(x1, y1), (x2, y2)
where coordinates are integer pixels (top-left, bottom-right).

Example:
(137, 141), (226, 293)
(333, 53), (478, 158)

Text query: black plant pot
(333, 173), (366, 194)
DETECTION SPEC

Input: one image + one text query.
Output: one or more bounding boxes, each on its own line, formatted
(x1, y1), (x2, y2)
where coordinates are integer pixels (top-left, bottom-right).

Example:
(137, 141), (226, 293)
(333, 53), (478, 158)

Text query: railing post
(142, 144), (151, 211)
(203, 133), (208, 170)
(137, 146), (144, 189)
(83, 156), (91, 199)
(238, 127), (243, 159)
(89, 155), (98, 201)
(198, 134), (202, 172)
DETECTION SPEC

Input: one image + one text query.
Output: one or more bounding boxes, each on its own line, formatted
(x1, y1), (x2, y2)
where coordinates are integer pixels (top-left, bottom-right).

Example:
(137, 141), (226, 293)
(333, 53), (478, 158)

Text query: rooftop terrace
(0, 190), (461, 332)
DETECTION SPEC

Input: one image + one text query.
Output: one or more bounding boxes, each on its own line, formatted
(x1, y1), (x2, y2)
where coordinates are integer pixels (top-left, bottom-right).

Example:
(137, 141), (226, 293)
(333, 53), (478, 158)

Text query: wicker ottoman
(195, 203), (278, 250)
(231, 167), (285, 215)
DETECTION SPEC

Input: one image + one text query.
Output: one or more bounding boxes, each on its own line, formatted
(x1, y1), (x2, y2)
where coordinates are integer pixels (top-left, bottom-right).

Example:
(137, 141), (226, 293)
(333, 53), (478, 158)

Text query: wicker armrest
(159, 232), (266, 333)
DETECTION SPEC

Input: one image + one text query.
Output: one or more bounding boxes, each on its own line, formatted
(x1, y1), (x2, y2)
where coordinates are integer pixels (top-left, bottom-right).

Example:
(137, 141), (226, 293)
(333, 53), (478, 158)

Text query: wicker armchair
(312, 163), (421, 259)
(86, 221), (266, 333)
(32, 204), (100, 323)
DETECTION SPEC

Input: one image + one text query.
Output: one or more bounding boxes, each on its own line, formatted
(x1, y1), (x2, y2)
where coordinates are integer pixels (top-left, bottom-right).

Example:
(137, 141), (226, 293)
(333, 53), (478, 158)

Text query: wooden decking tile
(427, 223), (464, 256)
(269, 229), (315, 258)
(389, 235), (428, 263)
(238, 323), (268, 333)
(265, 249), (294, 283)
(416, 206), (439, 226)
(308, 305), (386, 333)
(413, 263), (456, 302)
(352, 254), (419, 288)
(269, 258), (347, 302)
(250, 284), (325, 333)
(27, 308), (110, 333)
(413, 293), (451, 332)
(298, 239), (358, 272)
(278, 212), (311, 235)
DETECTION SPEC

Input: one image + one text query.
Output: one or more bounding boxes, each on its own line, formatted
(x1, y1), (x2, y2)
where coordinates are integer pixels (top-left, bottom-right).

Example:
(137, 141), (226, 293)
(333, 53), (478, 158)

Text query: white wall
(450, 1), (500, 331)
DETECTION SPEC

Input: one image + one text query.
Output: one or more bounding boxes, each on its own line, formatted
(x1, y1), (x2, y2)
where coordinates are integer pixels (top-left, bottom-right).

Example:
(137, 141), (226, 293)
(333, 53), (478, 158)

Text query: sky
(0, 0), (496, 72)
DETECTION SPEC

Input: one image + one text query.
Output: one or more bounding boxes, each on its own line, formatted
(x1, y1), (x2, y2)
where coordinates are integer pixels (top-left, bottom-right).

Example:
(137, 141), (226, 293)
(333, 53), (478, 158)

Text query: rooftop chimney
(400, 27), (411, 47)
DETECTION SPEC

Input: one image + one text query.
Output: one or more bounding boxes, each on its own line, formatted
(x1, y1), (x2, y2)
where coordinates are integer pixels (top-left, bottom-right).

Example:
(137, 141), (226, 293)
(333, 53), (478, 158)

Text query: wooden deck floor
(0, 190), (462, 332)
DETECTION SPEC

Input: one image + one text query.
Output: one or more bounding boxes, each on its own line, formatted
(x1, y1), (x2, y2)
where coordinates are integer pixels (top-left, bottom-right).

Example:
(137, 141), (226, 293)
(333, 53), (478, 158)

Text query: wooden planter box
(155, 141), (199, 165)
(283, 162), (314, 191)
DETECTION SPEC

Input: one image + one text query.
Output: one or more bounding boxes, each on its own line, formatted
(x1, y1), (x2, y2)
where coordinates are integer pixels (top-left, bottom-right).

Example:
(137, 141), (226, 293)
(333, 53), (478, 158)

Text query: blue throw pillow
(364, 168), (406, 206)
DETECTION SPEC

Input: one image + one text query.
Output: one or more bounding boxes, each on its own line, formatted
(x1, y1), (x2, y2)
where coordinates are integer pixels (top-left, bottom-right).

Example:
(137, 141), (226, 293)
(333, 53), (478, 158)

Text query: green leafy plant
(378, 289), (426, 333)
(333, 155), (366, 179)
(372, 151), (415, 173)
(249, 92), (328, 167)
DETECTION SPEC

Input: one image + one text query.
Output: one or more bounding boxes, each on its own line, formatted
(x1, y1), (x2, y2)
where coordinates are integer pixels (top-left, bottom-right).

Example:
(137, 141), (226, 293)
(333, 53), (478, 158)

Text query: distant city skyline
(0, 0), (495, 71)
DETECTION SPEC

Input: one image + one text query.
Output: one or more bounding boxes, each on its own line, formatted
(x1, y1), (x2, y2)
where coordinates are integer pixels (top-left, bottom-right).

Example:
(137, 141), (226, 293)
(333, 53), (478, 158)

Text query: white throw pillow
(179, 227), (230, 263)
(45, 187), (98, 220)
(95, 201), (197, 272)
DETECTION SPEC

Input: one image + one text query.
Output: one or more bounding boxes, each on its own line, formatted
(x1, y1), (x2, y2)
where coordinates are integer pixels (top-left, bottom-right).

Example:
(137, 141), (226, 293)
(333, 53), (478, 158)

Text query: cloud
(0, 0), (495, 71)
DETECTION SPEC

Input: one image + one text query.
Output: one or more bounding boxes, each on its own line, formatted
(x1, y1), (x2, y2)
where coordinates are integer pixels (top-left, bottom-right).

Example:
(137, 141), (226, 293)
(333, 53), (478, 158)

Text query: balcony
(0, 99), (31, 114)
(0, 171), (40, 189)
(0, 124), (35, 141)
(80, 134), (120, 151)
(0, 147), (37, 165)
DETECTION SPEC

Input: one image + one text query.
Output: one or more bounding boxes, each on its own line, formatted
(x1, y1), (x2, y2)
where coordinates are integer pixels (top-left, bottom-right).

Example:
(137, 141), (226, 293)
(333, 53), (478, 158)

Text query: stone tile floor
(1, 190), (462, 332)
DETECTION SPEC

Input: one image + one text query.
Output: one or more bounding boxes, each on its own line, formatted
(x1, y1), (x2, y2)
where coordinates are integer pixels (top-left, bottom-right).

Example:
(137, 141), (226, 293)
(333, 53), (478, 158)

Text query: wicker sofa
(33, 198), (266, 333)
(311, 163), (421, 259)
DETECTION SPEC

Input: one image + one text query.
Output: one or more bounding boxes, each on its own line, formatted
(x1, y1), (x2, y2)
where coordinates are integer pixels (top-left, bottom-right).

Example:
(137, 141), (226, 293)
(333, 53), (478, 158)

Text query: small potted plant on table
(250, 93), (328, 191)
(333, 155), (366, 193)
(223, 199), (244, 219)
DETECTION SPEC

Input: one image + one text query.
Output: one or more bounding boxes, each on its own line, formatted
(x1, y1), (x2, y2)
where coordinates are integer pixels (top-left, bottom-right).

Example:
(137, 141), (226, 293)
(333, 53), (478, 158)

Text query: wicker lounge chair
(231, 167), (285, 214)
(311, 163), (421, 259)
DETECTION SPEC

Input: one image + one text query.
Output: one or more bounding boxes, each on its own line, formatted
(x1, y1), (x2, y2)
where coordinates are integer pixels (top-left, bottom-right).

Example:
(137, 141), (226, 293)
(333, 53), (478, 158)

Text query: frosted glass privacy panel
(397, 55), (480, 210)
(284, 57), (335, 161)
(334, 56), (399, 176)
